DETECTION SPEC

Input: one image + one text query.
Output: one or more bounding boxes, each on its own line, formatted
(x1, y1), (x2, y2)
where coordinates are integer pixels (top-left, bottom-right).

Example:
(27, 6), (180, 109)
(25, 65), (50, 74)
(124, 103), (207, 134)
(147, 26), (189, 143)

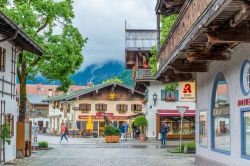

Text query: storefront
(76, 113), (129, 137)
(157, 110), (195, 139)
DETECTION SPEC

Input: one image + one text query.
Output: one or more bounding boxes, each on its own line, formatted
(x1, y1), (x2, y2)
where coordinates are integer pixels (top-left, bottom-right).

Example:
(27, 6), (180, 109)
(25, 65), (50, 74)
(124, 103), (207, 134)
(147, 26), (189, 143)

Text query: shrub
(134, 116), (148, 127)
(180, 141), (196, 152)
(38, 141), (48, 148)
(103, 126), (120, 136)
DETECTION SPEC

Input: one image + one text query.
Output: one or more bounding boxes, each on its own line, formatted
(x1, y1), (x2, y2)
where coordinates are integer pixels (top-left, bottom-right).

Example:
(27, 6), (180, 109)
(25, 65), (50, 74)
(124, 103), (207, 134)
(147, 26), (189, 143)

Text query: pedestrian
(124, 122), (129, 141)
(119, 122), (126, 142)
(132, 121), (137, 139)
(32, 122), (39, 142)
(160, 122), (168, 147)
(59, 122), (68, 143)
(135, 127), (140, 140)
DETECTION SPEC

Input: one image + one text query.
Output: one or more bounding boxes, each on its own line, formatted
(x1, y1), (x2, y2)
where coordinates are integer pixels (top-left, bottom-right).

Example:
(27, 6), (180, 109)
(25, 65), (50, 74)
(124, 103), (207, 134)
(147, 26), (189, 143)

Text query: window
(0, 47), (6, 72)
(199, 111), (207, 146)
(247, 68), (250, 91)
(161, 90), (179, 102)
(95, 104), (107, 112)
(242, 111), (250, 157)
(212, 73), (230, 153)
(131, 104), (142, 112)
(5, 114), (14, 137)
(240, 60), (250, 96)
(116, 104), (128, 113)
(79, 104), (91, 111)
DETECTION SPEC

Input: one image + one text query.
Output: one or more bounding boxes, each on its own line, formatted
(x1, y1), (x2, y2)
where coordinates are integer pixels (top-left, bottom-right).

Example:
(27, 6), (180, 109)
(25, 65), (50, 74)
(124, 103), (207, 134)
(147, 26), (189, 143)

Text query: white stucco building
(0, 11), (43, 163)
(143, 81), (196, 140)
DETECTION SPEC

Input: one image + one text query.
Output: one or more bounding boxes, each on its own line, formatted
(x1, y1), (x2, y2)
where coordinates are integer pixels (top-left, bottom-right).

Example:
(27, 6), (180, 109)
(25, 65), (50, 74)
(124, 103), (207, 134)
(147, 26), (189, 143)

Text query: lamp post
(153, 93), (158, 106)
(176, 106), (189, 151)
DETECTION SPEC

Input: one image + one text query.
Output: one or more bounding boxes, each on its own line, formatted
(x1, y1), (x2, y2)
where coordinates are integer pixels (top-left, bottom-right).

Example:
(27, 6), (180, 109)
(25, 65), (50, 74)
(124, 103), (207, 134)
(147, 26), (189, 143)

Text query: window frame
(131, 104), (142, 112)
(199, 109), (208, 148)
(210, 72), (231, 155)
(241, 108), (250, 160)
(0, 47), (6, 72)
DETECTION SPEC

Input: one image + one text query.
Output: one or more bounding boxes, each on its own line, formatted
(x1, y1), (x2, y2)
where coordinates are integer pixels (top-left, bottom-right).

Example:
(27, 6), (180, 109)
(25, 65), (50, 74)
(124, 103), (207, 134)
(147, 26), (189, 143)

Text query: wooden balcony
(135, 69), (155, 81)
(156, 0), (250, 82)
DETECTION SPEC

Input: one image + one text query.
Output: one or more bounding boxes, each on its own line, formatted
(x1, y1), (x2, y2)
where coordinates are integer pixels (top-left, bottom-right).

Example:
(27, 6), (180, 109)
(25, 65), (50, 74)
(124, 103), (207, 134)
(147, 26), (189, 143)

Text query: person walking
(132, 121), (137, 139)
(124, 122), (129, 141)
(135, 127), (140, 140)
(32, 122), (39, 142)
(59, 122), (68, 143)
(160, 122), (168, 147)
(119, 122), (126, 142)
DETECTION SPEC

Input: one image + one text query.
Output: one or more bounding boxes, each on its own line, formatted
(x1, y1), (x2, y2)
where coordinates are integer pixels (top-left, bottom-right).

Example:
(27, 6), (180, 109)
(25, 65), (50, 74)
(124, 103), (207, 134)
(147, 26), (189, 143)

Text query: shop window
(131, 104), (142, 112)
(95, 104), (107, 112)
(199, 111), (207, 146)
(5, 114), (14, 137)
(161, 90), (179, 102)
(0, 47), (6, 72)
(211, 73), (231, 153)
(79, 104), (91, 111)
(242, 111), (250, 157)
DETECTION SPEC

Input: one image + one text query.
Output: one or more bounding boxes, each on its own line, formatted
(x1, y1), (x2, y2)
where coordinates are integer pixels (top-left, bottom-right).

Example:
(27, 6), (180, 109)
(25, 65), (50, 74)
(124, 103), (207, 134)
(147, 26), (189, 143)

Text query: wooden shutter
(104, 104), (107, 111)
(175, 90), (179, 101)
(3, 49), (5, 72)
(125, 104), (128, 111)
(116, 104), (120, 111)
(161, 90), (166, 101)
(11, 115), (14, 137)
(95, 104), (98, 111)
(138, 105), (142, 111)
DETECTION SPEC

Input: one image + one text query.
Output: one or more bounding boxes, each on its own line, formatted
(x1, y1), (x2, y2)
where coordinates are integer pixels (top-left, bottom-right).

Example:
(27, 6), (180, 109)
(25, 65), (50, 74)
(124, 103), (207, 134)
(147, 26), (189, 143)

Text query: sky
(72, 0), (156, 70)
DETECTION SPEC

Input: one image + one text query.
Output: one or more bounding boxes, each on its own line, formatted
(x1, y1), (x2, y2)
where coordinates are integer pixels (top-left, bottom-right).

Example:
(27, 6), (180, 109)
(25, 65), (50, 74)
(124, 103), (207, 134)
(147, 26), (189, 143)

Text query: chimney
(87, 82), (94, 87)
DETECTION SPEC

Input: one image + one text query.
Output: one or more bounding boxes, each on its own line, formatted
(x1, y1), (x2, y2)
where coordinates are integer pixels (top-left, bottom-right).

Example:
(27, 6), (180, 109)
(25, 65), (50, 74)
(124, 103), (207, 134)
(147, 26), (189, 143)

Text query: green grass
(38, 141), (48, 148)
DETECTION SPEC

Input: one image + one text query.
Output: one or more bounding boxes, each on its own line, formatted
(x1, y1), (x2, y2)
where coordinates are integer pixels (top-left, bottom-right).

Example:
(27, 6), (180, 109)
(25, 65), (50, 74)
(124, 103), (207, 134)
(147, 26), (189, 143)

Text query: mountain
(23, 61), (134, 87)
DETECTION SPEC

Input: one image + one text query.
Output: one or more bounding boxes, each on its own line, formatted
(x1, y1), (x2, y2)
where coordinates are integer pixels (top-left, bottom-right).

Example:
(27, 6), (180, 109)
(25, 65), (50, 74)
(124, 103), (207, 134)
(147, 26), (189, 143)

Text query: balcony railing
(136, 69), (154, 80)
(158, 0), (213, 69)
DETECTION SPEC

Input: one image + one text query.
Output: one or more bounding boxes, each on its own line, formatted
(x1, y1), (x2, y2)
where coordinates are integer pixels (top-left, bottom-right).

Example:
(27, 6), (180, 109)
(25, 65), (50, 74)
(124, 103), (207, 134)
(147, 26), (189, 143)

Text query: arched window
(211, 73), (230, 153)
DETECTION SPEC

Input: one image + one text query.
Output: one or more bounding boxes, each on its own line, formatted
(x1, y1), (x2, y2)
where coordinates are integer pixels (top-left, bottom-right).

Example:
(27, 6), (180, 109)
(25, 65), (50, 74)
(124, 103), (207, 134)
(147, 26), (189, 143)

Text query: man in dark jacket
(160, 122), (169, 146)
(119, 122), (126, 142)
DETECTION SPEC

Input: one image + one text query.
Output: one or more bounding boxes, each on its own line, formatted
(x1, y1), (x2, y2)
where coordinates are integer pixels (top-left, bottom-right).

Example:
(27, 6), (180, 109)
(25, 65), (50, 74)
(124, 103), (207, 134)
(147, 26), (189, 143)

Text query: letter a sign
(179, 82), (196, 101)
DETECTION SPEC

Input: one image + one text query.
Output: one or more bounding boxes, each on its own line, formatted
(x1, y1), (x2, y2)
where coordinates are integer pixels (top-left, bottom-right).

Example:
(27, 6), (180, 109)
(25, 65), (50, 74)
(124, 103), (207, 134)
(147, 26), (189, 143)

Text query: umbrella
(86, 115), (93, 131)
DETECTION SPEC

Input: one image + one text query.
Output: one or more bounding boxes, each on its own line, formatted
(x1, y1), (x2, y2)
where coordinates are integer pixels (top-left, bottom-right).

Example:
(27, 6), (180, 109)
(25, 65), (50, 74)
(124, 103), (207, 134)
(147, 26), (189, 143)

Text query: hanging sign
(179, 82), (196, 101)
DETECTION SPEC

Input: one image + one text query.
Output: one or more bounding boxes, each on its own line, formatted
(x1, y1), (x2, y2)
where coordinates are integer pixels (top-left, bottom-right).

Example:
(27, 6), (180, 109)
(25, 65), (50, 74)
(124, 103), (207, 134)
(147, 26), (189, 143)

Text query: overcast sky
(72, 0), (156, 71)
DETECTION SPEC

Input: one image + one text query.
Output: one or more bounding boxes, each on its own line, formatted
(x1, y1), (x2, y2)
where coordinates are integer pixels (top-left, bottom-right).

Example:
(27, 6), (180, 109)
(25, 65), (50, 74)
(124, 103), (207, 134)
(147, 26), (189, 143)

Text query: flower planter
(139, 134), (146, 141)
(105, 135), (119, 143)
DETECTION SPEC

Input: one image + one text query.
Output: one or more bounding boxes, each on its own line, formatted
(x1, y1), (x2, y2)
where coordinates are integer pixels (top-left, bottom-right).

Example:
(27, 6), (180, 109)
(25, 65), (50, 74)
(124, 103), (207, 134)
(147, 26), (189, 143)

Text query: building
(155, 0), (250, 165)
(0, 10), (43, 163)
(124, 26), (195, 140)
(26, 94), (49, 131)
(45, 82), (145, 136)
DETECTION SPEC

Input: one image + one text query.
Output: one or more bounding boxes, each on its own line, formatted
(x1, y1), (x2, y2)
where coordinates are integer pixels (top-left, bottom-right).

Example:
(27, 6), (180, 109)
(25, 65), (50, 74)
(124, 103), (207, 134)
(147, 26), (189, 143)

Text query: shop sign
(179, 82), (196, 101)
(238, 98), (250, 107)
(96, 112), (113, 118)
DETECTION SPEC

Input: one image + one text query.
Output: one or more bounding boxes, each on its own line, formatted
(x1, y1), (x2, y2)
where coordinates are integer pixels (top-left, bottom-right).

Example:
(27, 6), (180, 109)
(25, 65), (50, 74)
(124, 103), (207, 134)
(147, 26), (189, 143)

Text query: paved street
(14, 134), (195, 166)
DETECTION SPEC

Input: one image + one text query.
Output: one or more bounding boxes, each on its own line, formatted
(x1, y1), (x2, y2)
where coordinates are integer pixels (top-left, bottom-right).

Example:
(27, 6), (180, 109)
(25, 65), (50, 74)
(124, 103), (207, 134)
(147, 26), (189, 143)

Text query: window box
(161, 90), (178, 102)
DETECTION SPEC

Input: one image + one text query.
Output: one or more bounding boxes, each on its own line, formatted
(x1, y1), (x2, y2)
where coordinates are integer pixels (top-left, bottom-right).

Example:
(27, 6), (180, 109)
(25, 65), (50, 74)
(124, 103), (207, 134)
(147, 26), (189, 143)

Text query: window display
(243, 111), (250, 156)
(212, 73), (230, 152)
(199, 111), (207, 146)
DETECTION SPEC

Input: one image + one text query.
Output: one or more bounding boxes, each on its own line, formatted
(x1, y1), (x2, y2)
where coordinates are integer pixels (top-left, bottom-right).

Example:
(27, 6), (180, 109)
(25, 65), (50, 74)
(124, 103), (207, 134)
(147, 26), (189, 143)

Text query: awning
(157, 110), (195, 117)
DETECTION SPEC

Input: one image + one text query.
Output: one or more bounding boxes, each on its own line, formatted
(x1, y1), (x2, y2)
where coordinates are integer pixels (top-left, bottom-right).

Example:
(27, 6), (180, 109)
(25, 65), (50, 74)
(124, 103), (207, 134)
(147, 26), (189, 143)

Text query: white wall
(145, 81), (196, 138)
(0, 40), (18, 162)
(196, 43), (250, 166)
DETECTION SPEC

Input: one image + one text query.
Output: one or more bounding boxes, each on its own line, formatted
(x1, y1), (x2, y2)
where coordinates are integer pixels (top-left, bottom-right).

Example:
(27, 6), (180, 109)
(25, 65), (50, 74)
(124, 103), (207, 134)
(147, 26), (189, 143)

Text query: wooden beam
(187, 52), (229, 61)
(173, 65), (208, 72)
(230, 2), (249, 28)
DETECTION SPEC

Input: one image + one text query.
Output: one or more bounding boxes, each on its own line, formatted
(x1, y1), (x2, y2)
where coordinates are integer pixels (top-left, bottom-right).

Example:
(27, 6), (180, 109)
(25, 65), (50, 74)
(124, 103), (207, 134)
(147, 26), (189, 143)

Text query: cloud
(72, 0), (156, 71)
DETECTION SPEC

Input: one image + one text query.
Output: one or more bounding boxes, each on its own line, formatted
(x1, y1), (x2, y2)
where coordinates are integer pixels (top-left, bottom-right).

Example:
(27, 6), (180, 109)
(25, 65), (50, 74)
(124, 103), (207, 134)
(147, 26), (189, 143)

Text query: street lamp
(176, 106), (189, 151)
(153, 93), (158, 106)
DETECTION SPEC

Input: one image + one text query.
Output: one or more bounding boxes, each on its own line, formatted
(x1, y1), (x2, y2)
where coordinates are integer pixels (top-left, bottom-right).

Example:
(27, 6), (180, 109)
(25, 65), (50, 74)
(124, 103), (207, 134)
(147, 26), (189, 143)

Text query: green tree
(0, 0), (87, 121)
(103, 77), (123, 84)
(149, 14), (178, 75)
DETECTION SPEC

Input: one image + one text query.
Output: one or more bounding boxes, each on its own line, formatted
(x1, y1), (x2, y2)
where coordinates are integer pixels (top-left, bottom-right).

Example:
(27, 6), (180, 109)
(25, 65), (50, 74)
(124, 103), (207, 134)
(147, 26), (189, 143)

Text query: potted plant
(164, 82), (178, 102)
(134, 116), (148, 141)
(103, 126), (120, 143)
(118, 110), (127, 114)
(0, 123), (11, 146)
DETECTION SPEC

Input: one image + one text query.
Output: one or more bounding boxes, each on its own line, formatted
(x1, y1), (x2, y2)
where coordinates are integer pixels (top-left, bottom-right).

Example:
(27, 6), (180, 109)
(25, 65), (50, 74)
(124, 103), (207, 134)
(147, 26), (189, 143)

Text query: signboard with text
(179, 82), (196, 101)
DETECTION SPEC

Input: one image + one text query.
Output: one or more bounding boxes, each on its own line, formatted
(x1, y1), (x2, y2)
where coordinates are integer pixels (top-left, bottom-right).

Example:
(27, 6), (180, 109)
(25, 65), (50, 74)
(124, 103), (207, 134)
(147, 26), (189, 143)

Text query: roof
(0, 10), (44, 55)
(44, 82), (145, 102)
(155, 0), (185, 16)
(16, 84), (85, 96)
(27, 94), (48, 105)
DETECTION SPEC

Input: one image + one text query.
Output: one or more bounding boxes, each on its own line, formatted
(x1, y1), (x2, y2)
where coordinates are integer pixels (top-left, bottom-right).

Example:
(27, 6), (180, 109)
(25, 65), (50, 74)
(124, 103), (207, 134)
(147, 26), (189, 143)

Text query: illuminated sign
(179, 82), (196, 101)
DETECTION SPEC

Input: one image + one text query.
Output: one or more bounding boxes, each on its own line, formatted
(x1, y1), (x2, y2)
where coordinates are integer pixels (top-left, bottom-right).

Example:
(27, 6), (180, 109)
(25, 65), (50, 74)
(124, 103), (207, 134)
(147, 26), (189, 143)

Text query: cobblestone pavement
(13, 135), (195, 166)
